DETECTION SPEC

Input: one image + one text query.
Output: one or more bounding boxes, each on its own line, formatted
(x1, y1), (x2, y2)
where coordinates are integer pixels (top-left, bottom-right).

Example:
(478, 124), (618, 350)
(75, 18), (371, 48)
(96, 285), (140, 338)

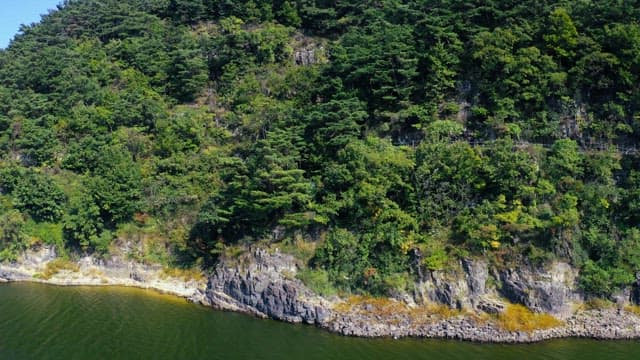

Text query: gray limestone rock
(204, 247), (331, 325)
(497, 262), (582, 316)
(477, 297), (506, 314)
(413, 258), (492, 310)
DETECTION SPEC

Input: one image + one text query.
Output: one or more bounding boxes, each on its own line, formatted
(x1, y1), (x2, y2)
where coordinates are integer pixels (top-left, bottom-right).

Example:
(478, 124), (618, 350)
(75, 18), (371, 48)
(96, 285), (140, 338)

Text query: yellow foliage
(495, 208), (521, 224)
(417, 303), (462, 319)
(38, 259), (79, 280)
(625, 305), (640, 317)
(496, 304), (563, 332)
(334, 295), (406, 316)
(583, 298), (614, 310)
(476, 224), (499, 243)
(162, 267), (205, 282)
(334, 296), (462, 321)
(278, 237), (317, 263)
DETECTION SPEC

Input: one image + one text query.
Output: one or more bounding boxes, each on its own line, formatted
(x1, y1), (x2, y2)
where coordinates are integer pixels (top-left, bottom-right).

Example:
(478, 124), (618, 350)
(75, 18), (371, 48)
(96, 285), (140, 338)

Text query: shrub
(23, 221), (64, 248)
(162, 266), (205, 282)
(625, 305), (640, 317)
(496, 304), (563, 332)
(12, 171), (66, 222)
(0, 210), (26, 262)
(296, 268), (336, 296)
(39, 258), (79, 280)
(579, 260), (612, 297)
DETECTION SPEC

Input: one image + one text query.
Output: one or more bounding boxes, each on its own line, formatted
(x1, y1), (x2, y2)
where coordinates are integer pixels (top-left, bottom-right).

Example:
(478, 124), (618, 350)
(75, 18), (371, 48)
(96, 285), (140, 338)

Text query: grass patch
(583, 298), (615, 310)
(162, 267), (205, 282)
(334, 295), (463, 321)
(117, 220), (172, 265)
(278, 236), (317, 263)
(83, 268), (105, 278)
(624, 305), (640, 317)
(37, 259), (79, 280)
(496, 304), (563, 332)
(223, 244), (246, 259)
(23, 221), (64, 248)
(334, 295), (407, 316)
(296, 268), (336, 296)
(417, 303), (462, 319)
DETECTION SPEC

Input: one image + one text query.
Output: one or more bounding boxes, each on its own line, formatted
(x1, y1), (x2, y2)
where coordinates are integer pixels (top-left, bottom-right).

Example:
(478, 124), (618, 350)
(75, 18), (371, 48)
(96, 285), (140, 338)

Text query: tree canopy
(1, 0), (640, 297)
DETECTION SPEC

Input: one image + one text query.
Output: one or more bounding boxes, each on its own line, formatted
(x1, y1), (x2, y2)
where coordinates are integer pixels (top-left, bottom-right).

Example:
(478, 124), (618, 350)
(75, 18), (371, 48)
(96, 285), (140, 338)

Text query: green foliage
(0, 0), (639, 298)
(62, 190), (107, 252)
(85, 145), (142, 225)
(547, 139), (584, 180)
(10, 169), (66, 222)
(0, 210), (27, 262)
(165, 32), (209, 102)
(579, 260), (613, 297)
(543, 8), (578, 61)
(296, 268), (336, 296)
(332, 20), (418, 112)
(24, 221), (64, 248)
(13, 117), (60, 166)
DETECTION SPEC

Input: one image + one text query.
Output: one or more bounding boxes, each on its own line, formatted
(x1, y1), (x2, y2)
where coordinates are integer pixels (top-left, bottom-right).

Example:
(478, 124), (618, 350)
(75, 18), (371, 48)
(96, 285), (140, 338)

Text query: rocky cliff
(3, 245), (640, 342)
(196, 247), (331, 324)
(195, 247), (640, 341)
(0, 246), (205, 298)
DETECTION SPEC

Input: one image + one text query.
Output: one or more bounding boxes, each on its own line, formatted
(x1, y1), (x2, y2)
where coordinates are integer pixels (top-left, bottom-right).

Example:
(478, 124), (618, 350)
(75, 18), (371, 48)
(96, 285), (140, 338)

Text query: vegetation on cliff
(1, 0), (640, 298)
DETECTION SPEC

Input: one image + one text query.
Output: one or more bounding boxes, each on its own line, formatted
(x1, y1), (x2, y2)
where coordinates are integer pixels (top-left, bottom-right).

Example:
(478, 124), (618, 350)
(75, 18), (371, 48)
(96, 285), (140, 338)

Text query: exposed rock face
(413, 258), (490, 310)
(476, 297), (506, 314)
(202, 248), (586, 323)
(196, 248), (640, 342)
(632, 272), (640, 305)
(0, 268), (29, 281)
(411, 256), (583, 317)
(294, 48), (322, 66)
(497, 262), (583, 317)
(200, 248), (331, 324)
(4, 245), (640, 342)
(0, 246), (204, 297)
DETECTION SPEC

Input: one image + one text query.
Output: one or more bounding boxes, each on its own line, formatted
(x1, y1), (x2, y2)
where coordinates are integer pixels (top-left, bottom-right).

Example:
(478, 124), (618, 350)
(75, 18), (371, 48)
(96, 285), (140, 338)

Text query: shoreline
(1, 281), (639, 347)
(0, 246), (207, 302)
(0, 276), (200, 299)
(2, 246), (640, 344)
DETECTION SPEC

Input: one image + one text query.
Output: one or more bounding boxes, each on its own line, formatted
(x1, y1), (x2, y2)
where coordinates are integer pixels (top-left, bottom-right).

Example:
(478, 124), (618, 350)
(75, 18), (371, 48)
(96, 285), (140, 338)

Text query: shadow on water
(1, 282), (640, 360)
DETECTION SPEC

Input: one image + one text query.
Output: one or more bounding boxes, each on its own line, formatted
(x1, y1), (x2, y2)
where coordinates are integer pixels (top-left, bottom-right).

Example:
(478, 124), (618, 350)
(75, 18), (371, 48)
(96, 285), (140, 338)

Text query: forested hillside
(1, 0), (640, 298)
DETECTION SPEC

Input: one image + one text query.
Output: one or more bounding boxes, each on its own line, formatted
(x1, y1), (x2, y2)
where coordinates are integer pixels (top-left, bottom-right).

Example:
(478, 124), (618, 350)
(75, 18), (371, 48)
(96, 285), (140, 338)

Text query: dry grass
(83, 268), (105, 279)
(223, 245), (246, 259)
(162, 267), (205, 282)
(278, 237), (317, 263)
(334, 295), (408, 316)
(38, 259), (79, 280)
(422, 303), (463, 319)
(496, 304), (563, 332)
(583, 298), (615, 310)
(624, 305), (640, 317)
(334, 295), (462, 322)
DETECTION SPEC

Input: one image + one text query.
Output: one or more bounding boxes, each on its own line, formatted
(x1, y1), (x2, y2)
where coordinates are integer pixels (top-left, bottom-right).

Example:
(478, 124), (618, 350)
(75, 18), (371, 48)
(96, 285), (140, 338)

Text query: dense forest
(1, 0), (640, 298)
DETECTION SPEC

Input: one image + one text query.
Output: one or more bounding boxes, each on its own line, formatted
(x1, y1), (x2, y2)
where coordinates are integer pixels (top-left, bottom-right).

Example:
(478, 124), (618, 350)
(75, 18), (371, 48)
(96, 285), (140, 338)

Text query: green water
(1, 283), (639, 359)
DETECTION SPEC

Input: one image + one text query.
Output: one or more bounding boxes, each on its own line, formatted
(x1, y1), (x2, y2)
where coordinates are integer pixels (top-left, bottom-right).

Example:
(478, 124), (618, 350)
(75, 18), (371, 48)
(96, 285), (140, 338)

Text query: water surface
(1, 283), (639, 359)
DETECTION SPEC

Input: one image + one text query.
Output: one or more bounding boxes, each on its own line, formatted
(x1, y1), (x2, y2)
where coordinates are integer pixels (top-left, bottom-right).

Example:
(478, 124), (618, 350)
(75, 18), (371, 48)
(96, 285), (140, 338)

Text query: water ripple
(1, 283), (640, 360)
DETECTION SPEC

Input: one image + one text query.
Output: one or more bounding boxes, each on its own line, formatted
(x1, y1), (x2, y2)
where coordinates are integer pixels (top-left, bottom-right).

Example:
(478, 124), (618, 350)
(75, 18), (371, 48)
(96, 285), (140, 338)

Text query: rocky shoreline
(0, 246), (207, 300)
(2, 245), (640, 343)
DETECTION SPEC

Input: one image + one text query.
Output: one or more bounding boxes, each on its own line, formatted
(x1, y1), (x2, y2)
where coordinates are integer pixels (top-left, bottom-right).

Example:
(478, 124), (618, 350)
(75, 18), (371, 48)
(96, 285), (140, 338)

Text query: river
(1, 283), (639, 359)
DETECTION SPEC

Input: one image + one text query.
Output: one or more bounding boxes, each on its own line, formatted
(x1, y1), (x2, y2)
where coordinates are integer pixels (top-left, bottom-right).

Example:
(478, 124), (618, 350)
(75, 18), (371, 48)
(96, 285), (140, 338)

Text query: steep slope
(0, 0), (640, 305)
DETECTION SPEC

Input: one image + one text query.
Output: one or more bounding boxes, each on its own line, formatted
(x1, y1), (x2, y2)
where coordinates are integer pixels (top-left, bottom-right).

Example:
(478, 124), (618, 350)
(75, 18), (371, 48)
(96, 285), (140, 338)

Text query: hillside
(1, 0), (640, 300)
